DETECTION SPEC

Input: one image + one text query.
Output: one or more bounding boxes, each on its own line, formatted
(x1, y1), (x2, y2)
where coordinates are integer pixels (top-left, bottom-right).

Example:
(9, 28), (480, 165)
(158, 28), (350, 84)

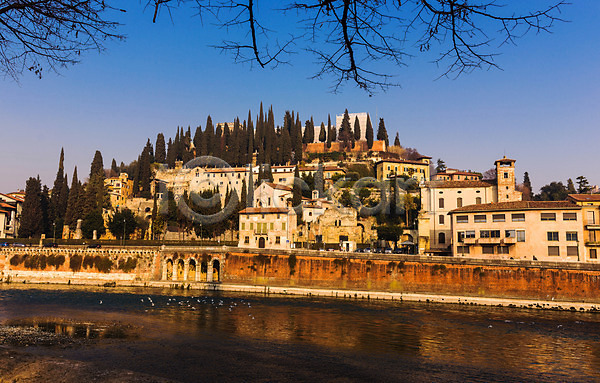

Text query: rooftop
(568, 194), (600, 203)
(239, 207), (289, 214)
(426, 180), (495, 189)
(376, 158), (430, 166)
(450, 200), (579, 214)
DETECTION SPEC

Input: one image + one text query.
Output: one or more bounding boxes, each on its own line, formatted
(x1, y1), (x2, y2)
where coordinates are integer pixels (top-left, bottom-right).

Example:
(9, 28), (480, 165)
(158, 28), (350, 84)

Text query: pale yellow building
(105, 173), (134, 208)
(567, 194), (600, 261)
(238, 207), (297, 249)
(432, 169), (482, 181)
(449, 201), (587, 262)
(375, 157), (431, 183)
(418, 156), (522, 255)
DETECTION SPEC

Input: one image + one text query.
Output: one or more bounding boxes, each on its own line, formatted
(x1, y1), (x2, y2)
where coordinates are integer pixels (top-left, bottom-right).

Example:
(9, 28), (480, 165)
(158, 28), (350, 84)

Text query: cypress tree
(139, 145), (152, 199)
(145, 138), (154, 163)
(50, 148), (65, 225)
(339, 109), (352, 150)
(205, 115), (215, 156)
(166, 138), (175, 168)
(293, 113), (303, 163)
(247, 166), (254, 207)
(215, 123), (223, 160)
(567, 178), (576, 194)
(319, 122), (326, 143)
(110, 158), (119, 176)
(85, 150), (108, 214)
(41, 185), (51, 236)
(192, 126), (203, 157)
(523, 172), (534, 201)
(247, 110), (254, 164)
(19, 177), (44, 238)
(353, 116), (361, 141)
(377, 118), (389, 147)
(394, 132), (401, 147)
(303, 118), (315, 144)
(155, 133), (166, 163)
(292, 166), (302, 223)
(65, 167), (80, 227)
(365, 113), (374, 149)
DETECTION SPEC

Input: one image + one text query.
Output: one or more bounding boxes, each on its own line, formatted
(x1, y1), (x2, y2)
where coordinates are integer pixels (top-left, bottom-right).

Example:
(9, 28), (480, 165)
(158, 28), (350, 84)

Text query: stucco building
(418, 156), (522, 255)
(449, 201), (588, 262)
(105, 173), (134, 209)
(567, 194), (600, 261)
(238, 207), (297, 249)
(375, 157), (431, 183)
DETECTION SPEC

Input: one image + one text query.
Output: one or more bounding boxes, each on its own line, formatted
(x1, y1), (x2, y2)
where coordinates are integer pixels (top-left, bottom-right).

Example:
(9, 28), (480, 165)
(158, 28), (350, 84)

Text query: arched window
(438, 232), (446, 244)
(438, 198), (445, 209)
(476, 197), (482, 204)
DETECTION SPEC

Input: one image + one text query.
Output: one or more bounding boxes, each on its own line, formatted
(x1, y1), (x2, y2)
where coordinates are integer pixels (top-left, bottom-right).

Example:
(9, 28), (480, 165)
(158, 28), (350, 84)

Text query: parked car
(87, 244), (101, 249)
(0, 242), (9, 247)
(12, 243), (26, 247)
(384, 247), (393, 254)
(43, 242), (59, 248)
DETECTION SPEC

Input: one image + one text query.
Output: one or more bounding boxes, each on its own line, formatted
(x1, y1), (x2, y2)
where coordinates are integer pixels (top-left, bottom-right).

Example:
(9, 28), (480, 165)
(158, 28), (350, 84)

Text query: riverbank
(3, 275), (599, 313)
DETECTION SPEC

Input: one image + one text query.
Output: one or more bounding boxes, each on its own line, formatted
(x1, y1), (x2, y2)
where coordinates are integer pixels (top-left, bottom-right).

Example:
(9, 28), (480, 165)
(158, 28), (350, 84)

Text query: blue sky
(1, 1), (598, 193)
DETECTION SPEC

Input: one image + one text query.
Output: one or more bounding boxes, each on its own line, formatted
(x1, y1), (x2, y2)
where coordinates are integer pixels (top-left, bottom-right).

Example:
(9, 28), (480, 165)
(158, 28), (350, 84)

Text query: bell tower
(495, 156), (522, 203)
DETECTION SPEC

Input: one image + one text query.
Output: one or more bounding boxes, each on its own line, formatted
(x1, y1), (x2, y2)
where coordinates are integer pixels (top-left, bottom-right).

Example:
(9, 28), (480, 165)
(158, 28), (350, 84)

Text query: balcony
(477, 237), (502, 244)
(463, 237), (477, 245)
(501, 237), (517, 244)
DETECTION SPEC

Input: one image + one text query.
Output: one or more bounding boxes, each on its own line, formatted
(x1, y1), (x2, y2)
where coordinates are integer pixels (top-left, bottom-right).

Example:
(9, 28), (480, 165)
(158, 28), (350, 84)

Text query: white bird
(99, 300), (103, 304)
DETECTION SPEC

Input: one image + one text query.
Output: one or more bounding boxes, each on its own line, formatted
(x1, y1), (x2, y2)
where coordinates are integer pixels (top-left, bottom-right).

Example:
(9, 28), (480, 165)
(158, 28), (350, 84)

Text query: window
(541, 213), (556, 221)
(498, 246), (510, 254)
(438, 232), (446, 244)
(474, 215), (486, 223)
(480, 230), (490, 238)
(457, 197), (463, 208)
(548, 246), (560, 256)
(270, 222), (274, 230)
(275, 236), (281, 244)
(476, 197), (482, 204)
(587, 211), (596, 224)
(457, 246), (470, 254)
(456, 215), (468, 223)
(492, 214), (505, 222)
(505, 230), (516, 238)
(250, 222), (254, 230)
(457, 232), (465, 242)
(590, 231), (598, 242)
(503, 172), (509, 179)
(547, 232), (559, 241)
(241, 222), (245, 230)
(517, 230), (526, 242)
(490, 230), (501, 238)
(590, 249), (597, 259)
(439, 215), (445, 225)
(563, 213), (577, 221)
(465, 231), (476, 238)
(566, 232), (578, 241)
(482, 245), (495, 254)
(439, 198), (445, 209)
(244, 236), (249, 244)
(282, 222), (286, 230)
(511, 213), (525, 222)
(567, 246), (578, 257)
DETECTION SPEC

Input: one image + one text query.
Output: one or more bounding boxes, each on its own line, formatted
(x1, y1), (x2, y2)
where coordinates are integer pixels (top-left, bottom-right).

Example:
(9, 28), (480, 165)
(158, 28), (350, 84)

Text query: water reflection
(5, 318), (133, 339)
(0, 285), (599, 381)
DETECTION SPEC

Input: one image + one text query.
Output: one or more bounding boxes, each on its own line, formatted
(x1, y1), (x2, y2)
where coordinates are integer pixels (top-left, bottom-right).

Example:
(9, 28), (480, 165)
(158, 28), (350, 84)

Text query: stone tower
(495, 156), (522, 203)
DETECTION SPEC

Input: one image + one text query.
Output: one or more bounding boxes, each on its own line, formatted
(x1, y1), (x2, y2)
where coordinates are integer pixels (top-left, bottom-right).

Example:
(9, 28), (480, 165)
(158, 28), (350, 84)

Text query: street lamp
(52, 222), (56, 243)
(122, 218), (126, 247)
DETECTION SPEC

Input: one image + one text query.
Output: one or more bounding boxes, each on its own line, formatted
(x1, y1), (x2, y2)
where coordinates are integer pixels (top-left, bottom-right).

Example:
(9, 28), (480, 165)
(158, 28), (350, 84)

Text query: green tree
(65, 167), (82, 227)
(303, 118), (315, 144)
(376, 225), (402, 246)
(567, 178), (576, 194)
(353, 116), (361, 141)
(19, 177), (44, 238)
(365, 114), (374, 149)
(84, 150), (109, 214)
(522, 172), (534, 201)
(377, 118), (389, 147)
(318, 122), (326, 143)
(576, 176), (591, 194)
(155, 133), (166, 163)
(81, 210), (106, 239)
(535, 182), (568, 201)
(338, 109), (352, 150)
(436, 159), (447, 174)
(393, 132), (400, 147)
(108, 209), (138, 240)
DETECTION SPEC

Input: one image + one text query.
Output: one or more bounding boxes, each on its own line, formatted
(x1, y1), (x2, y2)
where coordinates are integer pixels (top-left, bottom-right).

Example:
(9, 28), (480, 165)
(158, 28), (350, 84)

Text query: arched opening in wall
(200, 261), (208, 282)
(438, 232), (446, 245)
(258, 237), (266, 248)
(188, 259), (196, 281)
(212, 260), (220, 282)
(166, 259), (173, 280)
(176, 259), (185, 280)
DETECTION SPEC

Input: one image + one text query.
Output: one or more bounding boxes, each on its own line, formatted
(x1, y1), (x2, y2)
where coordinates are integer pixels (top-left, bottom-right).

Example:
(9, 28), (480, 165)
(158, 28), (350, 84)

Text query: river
(0, 284), (599, 382)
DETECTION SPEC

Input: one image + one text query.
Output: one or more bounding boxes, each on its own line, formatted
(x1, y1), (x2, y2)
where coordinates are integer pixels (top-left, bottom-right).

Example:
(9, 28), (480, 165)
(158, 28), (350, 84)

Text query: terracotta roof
(263, 182), (292, 191)
(568, 194), (600, 203)
(436, 171), (481, 177)
(0, 193), (20, 202)
(426, 180), (495, 189)
(298, 166), (345, 172)
(450, 201), (579, 214)
(376, 159), (430, 166)
(0, 202), (15, 210)
(239, 207), (289, 214)
(0, 209), (10, 214)
(494, 156), (516, 164)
